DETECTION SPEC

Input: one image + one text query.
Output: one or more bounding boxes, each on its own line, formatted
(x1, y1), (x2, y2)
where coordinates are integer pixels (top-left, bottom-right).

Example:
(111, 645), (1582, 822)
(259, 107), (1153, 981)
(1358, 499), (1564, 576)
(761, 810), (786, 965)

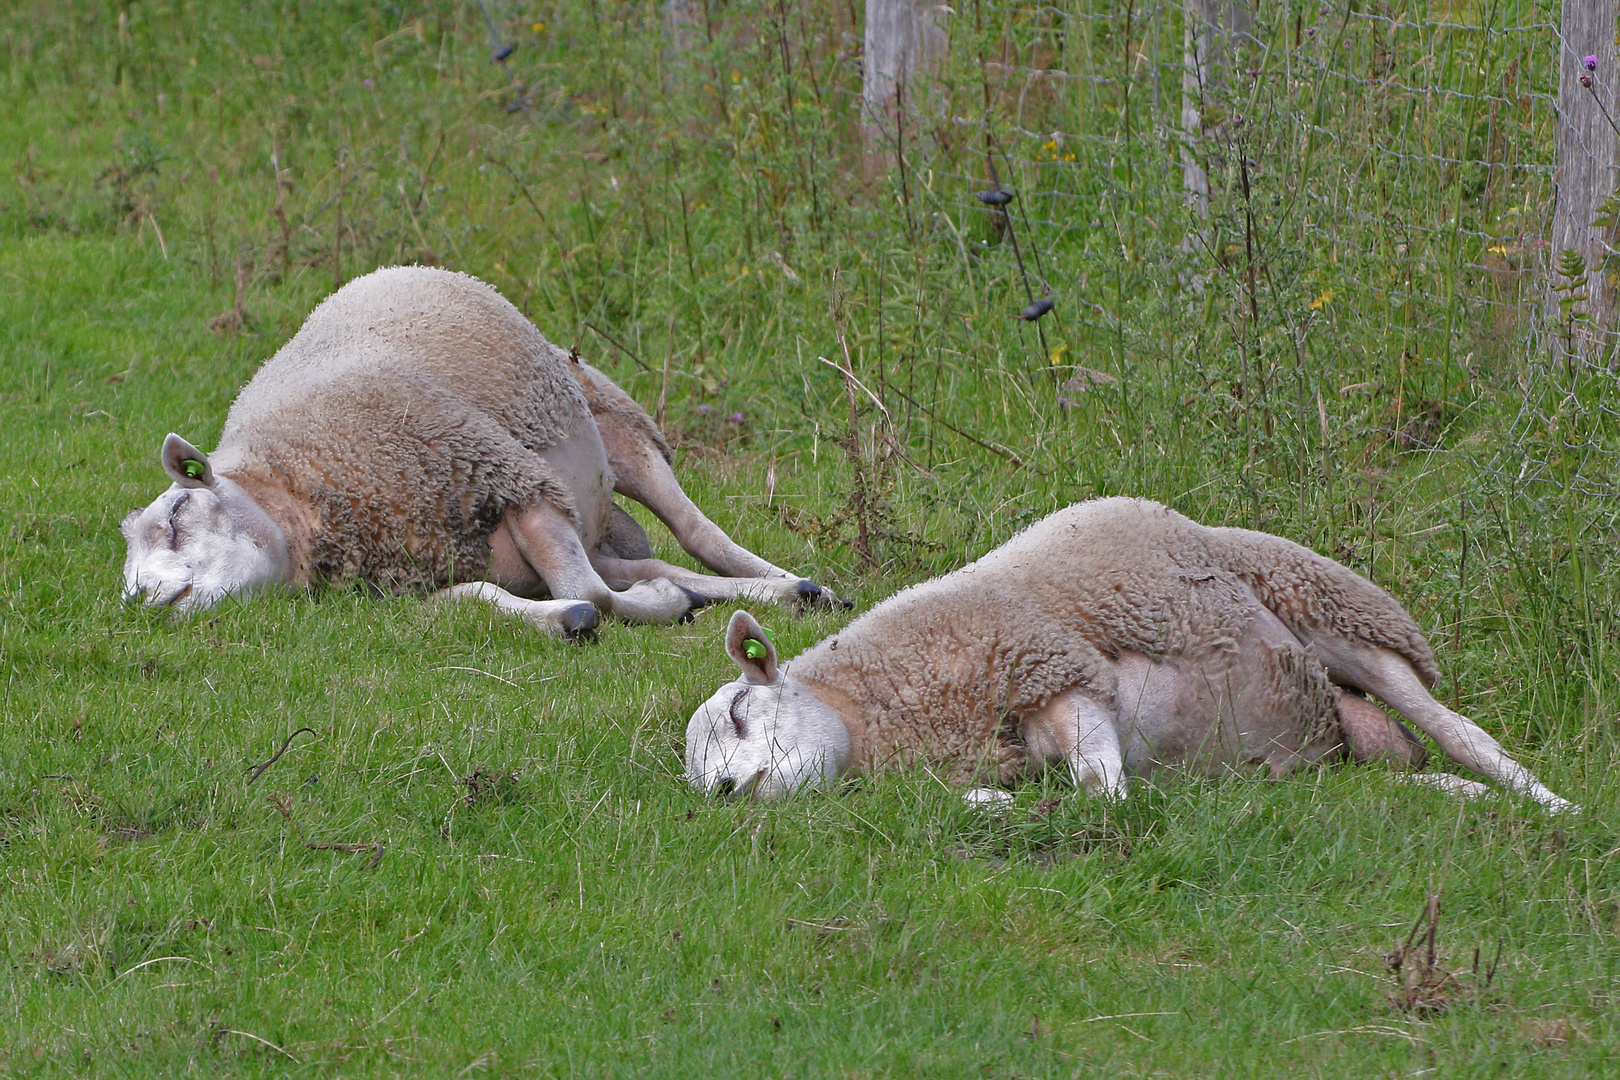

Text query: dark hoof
(794, 579), (853, 611)
(676, 585), (710, 624)
(560, 602), (600, 642)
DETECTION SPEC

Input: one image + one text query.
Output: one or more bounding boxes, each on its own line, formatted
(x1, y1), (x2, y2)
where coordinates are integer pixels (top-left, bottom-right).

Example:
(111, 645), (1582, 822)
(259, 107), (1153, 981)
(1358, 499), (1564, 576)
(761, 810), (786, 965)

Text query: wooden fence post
(1552, 1), (1619, 340)
(1181, 0), (1250, 219)
(862, 0), (948, 177)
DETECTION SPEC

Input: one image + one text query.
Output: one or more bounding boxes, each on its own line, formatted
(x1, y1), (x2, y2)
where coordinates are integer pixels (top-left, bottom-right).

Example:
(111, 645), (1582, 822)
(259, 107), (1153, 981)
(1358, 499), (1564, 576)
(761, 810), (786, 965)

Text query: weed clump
(1383, 888), (1501, 1016)
(460, 767), (521, 808)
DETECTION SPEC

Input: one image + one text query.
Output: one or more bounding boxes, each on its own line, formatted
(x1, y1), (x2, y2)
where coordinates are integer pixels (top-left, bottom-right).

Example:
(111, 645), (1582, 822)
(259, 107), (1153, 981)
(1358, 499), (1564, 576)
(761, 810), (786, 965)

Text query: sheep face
(685, 611), (850, 799)
(120, 434), (290, 612)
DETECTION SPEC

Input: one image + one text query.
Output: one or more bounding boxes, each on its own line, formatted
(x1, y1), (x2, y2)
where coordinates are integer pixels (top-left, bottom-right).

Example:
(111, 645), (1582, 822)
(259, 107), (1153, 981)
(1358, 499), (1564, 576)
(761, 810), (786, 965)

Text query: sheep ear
(161, 433), (214, 489)
(725, 610), (779, 685)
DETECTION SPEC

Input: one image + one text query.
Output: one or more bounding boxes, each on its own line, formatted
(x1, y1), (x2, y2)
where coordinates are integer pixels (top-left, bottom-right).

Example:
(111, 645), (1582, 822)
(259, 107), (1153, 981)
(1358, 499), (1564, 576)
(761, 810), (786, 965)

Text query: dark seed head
(493, 44), (515, 62)
(1018, 298), (1054, 321)
(975, 188), (1015, 206)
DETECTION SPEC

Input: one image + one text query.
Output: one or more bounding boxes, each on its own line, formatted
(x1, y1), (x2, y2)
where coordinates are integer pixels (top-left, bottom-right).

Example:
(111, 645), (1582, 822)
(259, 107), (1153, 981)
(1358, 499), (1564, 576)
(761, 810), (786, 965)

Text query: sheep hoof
(559, 602), (600, 642)
(792, 579), (852, 611)
(676, 585), (709, 624)
(962, 787), (1014, 809)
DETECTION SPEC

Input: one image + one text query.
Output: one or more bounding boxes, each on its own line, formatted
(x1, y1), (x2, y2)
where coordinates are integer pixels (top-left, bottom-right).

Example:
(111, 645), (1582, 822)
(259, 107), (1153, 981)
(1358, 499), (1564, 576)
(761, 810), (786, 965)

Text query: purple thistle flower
(1585, 55), (1599, 72)
(728, 412), (744, 424)
(363, 78), (374, 88)
(696, 403), (711, 415)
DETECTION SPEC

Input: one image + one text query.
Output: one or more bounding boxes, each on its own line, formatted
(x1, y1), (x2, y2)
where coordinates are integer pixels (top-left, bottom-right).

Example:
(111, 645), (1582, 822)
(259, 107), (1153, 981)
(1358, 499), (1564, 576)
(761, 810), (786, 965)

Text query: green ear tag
(743, 638), (768, 661)
(181, 459), (205, 480)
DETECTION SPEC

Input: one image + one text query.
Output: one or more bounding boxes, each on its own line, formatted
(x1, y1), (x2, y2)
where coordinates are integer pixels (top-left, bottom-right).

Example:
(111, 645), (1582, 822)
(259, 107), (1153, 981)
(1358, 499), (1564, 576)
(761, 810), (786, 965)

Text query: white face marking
(120, 481), (288, 612)
(683, 673), (850, 800)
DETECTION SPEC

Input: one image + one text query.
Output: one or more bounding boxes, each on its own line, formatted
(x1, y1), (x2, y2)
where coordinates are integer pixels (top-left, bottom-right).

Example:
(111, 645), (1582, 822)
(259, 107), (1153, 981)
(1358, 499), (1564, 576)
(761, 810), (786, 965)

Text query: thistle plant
(1553, 248), (1589, 377)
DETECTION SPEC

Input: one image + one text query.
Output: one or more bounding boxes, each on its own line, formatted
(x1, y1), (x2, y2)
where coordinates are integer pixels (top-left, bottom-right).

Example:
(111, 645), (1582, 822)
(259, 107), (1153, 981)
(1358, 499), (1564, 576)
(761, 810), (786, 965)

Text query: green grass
(2, 1), (1618, 1075)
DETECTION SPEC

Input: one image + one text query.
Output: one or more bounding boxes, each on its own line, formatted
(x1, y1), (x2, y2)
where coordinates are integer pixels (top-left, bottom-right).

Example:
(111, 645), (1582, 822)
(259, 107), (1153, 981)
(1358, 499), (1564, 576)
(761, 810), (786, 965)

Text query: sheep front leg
(1311, 640), (1576, 813)
(504, 503), (702, 626)
(1024, 688), (1128, 801)
(434, 582), (601, 639)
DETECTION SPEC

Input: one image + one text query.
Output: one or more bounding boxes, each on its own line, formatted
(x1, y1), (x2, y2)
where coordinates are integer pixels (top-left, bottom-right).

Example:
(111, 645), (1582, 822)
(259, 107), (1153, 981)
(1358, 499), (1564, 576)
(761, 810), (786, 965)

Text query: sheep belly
(1110, 600), (1343, 779)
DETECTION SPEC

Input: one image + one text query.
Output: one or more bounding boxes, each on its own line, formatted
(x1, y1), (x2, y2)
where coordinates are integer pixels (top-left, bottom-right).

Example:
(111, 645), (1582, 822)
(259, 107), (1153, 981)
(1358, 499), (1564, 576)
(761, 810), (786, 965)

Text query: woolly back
(1204, 524), (1439, 686)
(788, 497), (1438, 776)
(219, 266), (588, 459)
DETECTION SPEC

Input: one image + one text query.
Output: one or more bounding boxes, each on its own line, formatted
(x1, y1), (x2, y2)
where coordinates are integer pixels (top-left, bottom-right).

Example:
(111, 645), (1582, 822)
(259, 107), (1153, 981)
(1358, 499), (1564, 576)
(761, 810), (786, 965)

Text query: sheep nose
(715, 776), (737, 797)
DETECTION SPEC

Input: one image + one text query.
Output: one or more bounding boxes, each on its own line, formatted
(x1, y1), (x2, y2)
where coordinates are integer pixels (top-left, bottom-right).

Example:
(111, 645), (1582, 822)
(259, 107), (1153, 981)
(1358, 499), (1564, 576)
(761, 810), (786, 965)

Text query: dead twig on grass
(878, 379), (1045, 475)
(460, 768), (519, 807)
(307, 841), (385, 870)
(214, 1027), (300, 1063)
(209, 259), (252, 336)
(246, 727), (317, 784)
(829, 279), (876, 567)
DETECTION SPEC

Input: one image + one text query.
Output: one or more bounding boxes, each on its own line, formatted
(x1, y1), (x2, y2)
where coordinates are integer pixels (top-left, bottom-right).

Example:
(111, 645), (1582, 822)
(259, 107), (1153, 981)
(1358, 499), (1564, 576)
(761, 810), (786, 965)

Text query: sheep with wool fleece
(685, 497), (1574, 812)
(120, 266), (841, 633)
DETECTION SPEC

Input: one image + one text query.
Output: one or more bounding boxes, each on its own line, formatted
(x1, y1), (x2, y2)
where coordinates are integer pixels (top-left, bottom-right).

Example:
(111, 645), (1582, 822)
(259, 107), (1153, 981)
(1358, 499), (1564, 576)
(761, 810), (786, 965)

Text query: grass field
(2, 2), (1618, 1075)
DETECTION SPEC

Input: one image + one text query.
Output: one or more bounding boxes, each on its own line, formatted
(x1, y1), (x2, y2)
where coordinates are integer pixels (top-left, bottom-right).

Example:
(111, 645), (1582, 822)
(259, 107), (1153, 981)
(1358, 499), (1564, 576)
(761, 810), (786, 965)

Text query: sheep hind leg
(504, 503), (702, 626)
(600, 434), (846, 610)
(1310, 639), (1576, 813)
(589, 552), (825, 608)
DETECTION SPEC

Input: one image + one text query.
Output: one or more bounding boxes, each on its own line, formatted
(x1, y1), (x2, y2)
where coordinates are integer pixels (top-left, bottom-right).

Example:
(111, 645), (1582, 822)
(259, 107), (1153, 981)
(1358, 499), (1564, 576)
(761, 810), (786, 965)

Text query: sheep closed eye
(166, 492), (192, 550)
(728, 689), (748, 738)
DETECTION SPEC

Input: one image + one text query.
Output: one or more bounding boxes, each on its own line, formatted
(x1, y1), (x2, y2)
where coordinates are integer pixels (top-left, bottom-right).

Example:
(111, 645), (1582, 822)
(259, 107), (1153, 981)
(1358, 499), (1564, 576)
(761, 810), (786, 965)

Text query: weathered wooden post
(1181, 0), (1250, 219)
(662, 0), (704, 80)
(1552, 1), (1619, 340)
(862, 0), (948, 176)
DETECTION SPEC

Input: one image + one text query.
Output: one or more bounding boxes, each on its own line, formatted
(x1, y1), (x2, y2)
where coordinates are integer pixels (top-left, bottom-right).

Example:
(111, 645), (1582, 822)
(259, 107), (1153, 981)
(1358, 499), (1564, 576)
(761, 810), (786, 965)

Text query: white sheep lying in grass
(685, 497), (1575, 812)
(120, 266), (840, 635)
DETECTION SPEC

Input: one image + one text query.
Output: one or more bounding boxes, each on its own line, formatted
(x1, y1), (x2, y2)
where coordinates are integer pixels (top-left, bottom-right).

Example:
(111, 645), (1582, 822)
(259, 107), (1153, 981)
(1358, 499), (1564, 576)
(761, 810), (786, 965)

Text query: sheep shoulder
(792, 573), (1117, 786)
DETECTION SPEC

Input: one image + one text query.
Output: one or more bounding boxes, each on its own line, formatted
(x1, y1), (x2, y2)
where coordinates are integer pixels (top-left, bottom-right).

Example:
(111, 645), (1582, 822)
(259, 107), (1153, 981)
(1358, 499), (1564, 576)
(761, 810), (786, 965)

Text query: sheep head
(119, 433), (290, 612)
(684, 610), (850, 799)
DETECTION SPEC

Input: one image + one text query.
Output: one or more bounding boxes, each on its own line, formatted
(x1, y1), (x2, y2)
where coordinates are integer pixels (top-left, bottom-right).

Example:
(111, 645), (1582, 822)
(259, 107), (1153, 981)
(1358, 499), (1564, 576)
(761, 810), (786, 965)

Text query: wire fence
(902, 0), (1618, 540)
